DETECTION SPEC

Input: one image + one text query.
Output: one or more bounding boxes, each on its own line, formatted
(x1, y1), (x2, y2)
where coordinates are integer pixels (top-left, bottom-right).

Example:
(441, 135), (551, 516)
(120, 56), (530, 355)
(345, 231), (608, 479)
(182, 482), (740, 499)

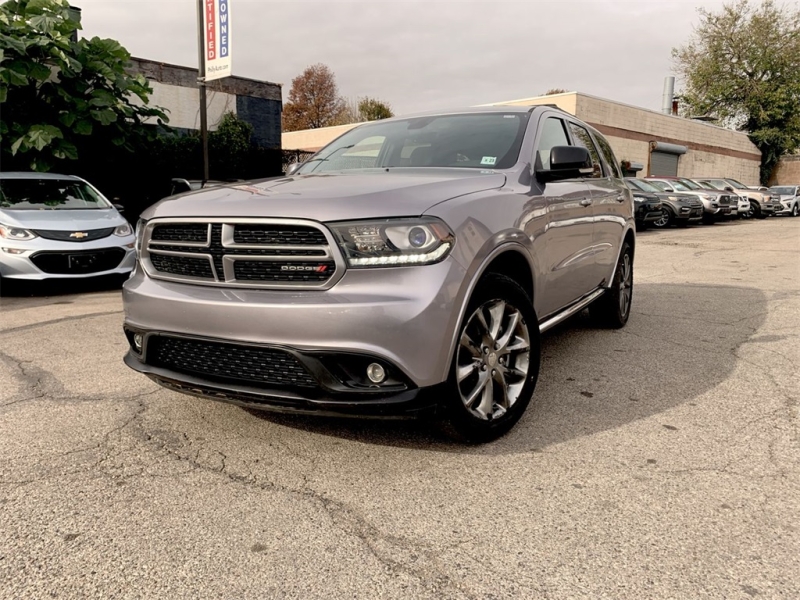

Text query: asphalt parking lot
(1, 218), (798, 599)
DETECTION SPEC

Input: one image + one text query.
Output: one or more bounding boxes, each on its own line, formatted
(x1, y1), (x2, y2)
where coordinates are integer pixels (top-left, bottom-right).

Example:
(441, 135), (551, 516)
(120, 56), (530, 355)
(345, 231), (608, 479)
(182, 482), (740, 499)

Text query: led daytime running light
(349, 243), (451, 267)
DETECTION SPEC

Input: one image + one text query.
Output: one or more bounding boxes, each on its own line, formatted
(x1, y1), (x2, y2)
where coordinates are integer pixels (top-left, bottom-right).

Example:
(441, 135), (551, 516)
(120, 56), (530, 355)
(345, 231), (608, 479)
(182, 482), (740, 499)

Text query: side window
(535, 117), (570, 170)
(594, 133), (622, 179)
(567, 122), (603, 178)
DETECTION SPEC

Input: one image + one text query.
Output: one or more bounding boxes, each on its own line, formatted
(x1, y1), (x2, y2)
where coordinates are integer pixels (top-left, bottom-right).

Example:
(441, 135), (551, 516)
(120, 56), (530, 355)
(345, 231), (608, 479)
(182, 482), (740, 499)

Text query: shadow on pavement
(245, 282), (767, 453)
(0, 274), (126, 299)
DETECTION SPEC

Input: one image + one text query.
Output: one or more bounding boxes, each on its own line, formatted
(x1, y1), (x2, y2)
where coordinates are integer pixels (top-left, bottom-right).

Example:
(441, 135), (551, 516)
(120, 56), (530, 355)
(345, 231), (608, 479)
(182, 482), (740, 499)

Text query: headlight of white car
(114, 222), (134, 237)
(0, 223), (38, 241)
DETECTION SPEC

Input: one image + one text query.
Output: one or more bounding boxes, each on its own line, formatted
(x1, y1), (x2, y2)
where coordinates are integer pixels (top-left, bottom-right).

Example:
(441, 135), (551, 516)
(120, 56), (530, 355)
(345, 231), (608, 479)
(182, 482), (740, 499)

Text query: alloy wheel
(619, 251), (633, 318)
(792, 203), (799, 217)
(653, 208), (670, 228)
(456, 299), (531, 421)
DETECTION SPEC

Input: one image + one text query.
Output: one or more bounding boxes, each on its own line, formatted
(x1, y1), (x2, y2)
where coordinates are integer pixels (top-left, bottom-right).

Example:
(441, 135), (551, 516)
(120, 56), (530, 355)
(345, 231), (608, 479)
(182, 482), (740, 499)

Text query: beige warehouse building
(283, 91), (764, 185)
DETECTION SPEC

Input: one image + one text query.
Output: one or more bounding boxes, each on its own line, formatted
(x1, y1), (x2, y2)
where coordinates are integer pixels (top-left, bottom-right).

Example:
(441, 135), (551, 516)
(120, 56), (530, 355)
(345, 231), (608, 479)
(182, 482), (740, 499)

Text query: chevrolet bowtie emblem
(70, 232), (88, 239)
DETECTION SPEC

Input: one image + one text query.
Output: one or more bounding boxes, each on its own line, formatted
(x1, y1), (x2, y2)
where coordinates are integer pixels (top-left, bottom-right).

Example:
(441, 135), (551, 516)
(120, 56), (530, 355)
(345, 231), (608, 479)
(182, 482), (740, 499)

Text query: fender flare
(439, 241), (536, 381)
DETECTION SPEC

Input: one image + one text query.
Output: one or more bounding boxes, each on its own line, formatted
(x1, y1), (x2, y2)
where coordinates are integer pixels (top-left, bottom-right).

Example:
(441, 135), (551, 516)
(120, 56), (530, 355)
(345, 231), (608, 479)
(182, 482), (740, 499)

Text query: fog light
(133, 333), (143, 352)
(366, 363), (386, 384)
(1, 247), (25, 255)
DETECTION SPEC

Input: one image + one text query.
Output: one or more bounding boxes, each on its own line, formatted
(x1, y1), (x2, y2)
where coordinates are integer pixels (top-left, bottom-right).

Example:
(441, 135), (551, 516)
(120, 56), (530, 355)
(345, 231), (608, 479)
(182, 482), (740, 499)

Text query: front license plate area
(69, 253), (98, 271)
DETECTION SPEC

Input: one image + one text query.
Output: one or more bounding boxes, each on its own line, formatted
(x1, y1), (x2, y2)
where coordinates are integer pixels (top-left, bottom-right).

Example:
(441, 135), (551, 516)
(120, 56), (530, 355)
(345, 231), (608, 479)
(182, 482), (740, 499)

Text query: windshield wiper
(302, 145), (356, 166)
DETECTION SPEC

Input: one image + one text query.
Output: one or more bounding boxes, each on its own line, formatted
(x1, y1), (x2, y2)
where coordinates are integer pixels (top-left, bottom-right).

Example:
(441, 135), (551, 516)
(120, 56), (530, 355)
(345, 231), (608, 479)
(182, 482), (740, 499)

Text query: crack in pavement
(0, 310), (122, 336)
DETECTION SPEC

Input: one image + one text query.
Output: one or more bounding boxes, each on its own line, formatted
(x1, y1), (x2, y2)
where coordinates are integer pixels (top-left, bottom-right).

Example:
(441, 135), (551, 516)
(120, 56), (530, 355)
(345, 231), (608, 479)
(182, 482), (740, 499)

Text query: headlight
(0, 223), (37, 241)
(134, 219), (146, 253)
(702, 194), (715, 201)
(329, 217), (454, 268)
(633, 196), (645, 203)
(114, 222), (133, 237)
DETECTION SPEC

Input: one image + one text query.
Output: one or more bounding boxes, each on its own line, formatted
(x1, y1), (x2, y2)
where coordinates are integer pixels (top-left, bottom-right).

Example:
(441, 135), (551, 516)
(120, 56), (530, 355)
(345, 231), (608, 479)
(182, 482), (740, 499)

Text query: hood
(631, 192), (659, 203)
(0, 207), (126, 230)
(142, 169), (507, 222)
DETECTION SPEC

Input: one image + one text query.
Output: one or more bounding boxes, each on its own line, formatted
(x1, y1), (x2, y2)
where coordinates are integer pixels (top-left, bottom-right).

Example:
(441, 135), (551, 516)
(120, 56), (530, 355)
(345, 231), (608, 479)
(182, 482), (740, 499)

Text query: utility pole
(196, 0), (210, 185)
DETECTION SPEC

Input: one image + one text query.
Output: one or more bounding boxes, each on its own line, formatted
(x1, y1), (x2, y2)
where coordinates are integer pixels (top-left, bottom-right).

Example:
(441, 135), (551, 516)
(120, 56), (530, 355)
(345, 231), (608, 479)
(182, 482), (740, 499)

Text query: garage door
(649, 141), (688, 177)
(650, 151), (679, 176)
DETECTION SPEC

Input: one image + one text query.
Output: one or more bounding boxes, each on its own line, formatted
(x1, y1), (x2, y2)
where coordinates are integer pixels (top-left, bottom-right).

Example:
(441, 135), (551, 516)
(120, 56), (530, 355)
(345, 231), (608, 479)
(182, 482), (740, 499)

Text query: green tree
(358, 97), (393, 121)
(0, 0), (167, 171)
(673, 0), (800, 183)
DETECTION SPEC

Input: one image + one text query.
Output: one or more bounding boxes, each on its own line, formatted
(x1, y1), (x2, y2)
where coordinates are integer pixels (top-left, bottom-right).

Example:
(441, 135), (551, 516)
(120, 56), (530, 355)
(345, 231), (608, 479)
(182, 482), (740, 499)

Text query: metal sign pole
(196, 0), (210, 185)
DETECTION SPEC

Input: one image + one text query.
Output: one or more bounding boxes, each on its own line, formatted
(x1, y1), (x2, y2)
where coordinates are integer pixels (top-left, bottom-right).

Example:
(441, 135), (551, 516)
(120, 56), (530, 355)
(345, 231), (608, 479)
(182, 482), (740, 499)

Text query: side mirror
(536, 146), (593, 183)
(113, 203), (125, 214)
(286, 162), (301, 176)
(725, 186), (734, 192)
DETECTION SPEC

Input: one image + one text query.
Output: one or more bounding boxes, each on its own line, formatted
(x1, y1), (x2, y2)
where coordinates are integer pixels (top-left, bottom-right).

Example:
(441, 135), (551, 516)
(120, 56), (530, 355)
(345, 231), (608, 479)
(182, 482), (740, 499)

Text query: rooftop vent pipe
(662, 76), (675, 115)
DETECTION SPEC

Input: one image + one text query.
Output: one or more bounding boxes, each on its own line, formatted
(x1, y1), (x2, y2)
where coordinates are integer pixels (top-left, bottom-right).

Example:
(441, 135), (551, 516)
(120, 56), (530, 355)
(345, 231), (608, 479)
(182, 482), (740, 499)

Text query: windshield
(678, 178), (702, 190)
(0, 178), (110, 210)
(626, 178), (660, 193)
(296, 112), (530, 174)
(701, 179), (727, 190)
(652, 179), (689, 192)
(770, 186), (796, 195)
(724, 178), (746, 188)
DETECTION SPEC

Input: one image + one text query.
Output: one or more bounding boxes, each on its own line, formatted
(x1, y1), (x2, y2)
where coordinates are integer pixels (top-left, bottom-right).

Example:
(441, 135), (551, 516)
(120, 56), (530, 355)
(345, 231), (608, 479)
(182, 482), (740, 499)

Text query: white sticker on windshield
(481, 156), (497, 165)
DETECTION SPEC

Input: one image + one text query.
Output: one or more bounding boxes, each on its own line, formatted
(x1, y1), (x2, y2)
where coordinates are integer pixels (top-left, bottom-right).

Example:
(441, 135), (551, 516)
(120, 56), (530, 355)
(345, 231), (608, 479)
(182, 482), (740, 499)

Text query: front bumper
(0, 235), (135, 280)
(123, 257), (467, 392)
(775, 201), (796, 215)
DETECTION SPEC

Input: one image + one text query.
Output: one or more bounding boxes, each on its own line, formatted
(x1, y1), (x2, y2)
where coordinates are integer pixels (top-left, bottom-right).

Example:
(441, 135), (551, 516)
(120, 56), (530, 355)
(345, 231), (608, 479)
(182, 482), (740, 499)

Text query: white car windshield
(0, 179), (111, 210)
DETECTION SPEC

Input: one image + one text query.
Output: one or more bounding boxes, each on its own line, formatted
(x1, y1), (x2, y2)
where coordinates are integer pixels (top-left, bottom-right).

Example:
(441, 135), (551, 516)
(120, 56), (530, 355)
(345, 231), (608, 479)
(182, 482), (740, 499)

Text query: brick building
(129, 57), (282, 149)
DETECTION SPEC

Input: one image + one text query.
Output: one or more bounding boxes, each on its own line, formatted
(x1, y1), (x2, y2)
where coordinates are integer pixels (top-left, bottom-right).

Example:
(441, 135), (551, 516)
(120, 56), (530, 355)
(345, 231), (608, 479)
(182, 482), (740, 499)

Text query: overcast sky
(74, 0), (728, 115)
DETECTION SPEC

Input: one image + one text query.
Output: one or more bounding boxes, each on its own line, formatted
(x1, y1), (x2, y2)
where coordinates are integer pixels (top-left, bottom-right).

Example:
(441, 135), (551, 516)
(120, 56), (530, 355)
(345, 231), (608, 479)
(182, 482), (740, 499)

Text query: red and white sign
(202, 0), (232, 81)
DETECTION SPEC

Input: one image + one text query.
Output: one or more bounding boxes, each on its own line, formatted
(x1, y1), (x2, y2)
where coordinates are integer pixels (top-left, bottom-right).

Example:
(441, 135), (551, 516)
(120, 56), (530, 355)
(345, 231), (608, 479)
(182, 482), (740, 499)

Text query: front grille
(148, 336), (318, 389)
(233, 224), (327, 246)
(233, 260), (336, 282)
(30, 248), (125, 274)
(151, 224), (209, 243)
(144, 220), (340, 288)
(150, 254), (214, 279)
(32, 227), (115, 242)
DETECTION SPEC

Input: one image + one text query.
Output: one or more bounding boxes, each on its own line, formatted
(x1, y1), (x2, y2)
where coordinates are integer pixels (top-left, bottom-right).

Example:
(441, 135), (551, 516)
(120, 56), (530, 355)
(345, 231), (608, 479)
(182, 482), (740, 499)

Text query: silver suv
(123, 107), (635, 441)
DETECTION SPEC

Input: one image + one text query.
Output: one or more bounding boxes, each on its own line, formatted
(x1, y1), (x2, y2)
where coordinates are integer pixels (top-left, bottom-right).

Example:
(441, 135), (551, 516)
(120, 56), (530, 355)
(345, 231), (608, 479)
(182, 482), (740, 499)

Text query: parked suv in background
(646, 177), (732, 223)
(624, 182), (662, 230)
(767, 185), (799, 217)
(696, 178), (778, 219)
(0, 172), (135, 285)
(626, 178), (703, 228)
(123, 106), (636, 442)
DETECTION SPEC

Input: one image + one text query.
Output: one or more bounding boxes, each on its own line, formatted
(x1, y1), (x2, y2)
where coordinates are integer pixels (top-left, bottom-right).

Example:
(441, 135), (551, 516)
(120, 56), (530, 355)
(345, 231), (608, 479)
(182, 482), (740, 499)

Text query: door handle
(580, 198), (593, 207)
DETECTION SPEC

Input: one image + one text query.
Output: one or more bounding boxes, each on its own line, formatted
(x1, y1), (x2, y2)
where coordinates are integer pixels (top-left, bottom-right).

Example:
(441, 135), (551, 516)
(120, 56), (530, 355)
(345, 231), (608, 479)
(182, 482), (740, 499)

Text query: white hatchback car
(769, 185), (800, 217)
(0, 172), (136, 284)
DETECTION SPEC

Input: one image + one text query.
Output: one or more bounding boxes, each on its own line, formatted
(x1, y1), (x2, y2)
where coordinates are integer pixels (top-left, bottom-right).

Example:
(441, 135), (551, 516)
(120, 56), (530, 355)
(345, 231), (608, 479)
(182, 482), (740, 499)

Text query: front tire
(652, 207), (671, 229)
(590, 242), (633, 329)
(442, 274), (541, 443)
(792, 203), (799, 217)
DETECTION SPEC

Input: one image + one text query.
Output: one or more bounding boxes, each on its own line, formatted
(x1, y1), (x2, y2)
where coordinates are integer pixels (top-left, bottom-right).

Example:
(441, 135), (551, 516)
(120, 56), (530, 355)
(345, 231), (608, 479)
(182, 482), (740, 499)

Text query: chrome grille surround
(141, 218), (346, 290)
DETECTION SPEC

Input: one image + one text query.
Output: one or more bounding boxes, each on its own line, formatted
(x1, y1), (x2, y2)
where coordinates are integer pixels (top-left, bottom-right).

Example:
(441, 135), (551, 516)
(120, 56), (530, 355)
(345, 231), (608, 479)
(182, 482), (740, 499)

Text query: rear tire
(441, 274), (541, 443)
(590, 242), (633, 329)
